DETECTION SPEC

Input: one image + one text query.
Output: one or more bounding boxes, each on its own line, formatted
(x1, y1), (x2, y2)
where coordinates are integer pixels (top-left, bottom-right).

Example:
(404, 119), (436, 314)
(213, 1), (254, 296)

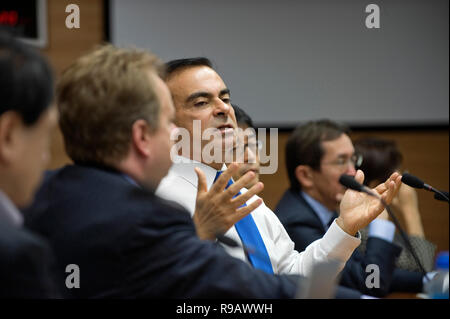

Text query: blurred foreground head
(0, 30), (56, 207)
(57, 44), (176, 189)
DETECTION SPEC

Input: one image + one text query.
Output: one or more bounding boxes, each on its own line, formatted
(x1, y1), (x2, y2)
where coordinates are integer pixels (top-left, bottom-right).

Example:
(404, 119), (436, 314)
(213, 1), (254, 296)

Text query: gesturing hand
(336, 170), (402, 236)
(391, 182), (425, 237)
(193, 163), (264, 240)
(391, 183), (419, 214)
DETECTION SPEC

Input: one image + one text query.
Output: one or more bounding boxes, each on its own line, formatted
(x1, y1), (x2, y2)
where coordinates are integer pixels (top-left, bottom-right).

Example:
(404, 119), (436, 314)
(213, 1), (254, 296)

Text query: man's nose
(346, 163), (357, 176)
(213, 99), (231, 116)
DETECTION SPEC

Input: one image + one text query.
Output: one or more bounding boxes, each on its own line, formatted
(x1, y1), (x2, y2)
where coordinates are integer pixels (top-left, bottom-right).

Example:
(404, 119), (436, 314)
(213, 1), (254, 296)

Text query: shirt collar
(171, 155), (227, 189)
(121, 173), (141, 188)
(0, 189), (24, 227)
(301, 191), (335, 230)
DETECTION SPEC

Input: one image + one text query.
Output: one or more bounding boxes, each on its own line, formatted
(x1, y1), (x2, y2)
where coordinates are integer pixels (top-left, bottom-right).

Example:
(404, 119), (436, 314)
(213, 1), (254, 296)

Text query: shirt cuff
(321, 220), (361, 262)
(368, 219), (395, 242)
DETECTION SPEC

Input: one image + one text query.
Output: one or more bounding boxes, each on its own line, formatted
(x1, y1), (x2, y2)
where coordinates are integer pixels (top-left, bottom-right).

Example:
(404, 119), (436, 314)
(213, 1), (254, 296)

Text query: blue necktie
(214, 171), (273, 274)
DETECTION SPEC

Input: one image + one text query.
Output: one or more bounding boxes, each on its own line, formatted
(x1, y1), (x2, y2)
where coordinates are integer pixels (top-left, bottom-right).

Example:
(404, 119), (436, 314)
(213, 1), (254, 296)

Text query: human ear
(131, 119), (152, 158)
(295, 165), (314, 189)
(0, 112), (24, 164)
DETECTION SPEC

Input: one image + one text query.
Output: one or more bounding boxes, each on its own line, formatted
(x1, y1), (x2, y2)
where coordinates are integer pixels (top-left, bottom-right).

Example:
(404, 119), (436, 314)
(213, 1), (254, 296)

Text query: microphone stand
(431, 188), (449, 203)
(364, 189), (431, 282)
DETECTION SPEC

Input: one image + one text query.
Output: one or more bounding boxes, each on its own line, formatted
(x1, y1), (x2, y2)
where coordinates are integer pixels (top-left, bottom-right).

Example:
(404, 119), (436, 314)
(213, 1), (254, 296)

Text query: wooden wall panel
(40, 0), (105, 169)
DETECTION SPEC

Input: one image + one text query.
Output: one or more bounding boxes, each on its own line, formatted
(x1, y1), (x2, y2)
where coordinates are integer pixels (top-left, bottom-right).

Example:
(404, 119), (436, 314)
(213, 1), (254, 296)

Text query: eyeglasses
(322, 154), (363, 169)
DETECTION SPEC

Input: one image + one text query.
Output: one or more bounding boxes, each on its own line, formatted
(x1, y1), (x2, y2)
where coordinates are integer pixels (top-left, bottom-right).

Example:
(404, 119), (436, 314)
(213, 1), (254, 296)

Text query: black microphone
(216, 234), (239, 248)
(402, 173), (430, 190)
(435, 191), (450, 202)
(339, 175), (376, 197)
(339, 174), (430, 281)
(402, 173), (449, 203)
(216, 234), (259, 257)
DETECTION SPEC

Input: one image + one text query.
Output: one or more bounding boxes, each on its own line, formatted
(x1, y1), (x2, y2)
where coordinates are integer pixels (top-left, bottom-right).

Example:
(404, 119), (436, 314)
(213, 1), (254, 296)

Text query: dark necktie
(214, 171), (273, 274)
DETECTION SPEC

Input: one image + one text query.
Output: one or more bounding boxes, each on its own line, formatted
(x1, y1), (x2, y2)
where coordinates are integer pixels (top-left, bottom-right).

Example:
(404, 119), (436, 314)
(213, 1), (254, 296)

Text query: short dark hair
(232, 104), (255, 130)
(165, 57), (213, 79)
(285, 119), (349, 191)
(353, 137), (403, 186)
(0, 29), (54, 125)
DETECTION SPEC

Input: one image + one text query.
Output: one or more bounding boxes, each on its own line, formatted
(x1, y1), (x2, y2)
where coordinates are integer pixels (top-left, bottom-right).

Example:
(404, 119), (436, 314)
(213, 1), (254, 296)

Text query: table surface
(385, 292), (424, 299)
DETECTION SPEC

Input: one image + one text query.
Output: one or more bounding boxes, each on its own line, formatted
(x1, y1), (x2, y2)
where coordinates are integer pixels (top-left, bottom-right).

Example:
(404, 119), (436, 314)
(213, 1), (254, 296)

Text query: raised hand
(392, 183), (419, 213)
(193, 163), (264, 240)
(391, 183), (425, 237)
(336, 170), (402, 236)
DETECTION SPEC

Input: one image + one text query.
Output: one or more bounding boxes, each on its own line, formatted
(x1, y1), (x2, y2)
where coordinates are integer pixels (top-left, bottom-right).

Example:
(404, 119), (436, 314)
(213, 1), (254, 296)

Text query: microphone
(339, 174), (430, 281)
(216, 234), (258, 257)
(435, 191), (450, 202)
(339, 174), (377, 197)
(402, 173), (449, 203)
(401, 173), (430, 190)
(216, 234), (240, 248)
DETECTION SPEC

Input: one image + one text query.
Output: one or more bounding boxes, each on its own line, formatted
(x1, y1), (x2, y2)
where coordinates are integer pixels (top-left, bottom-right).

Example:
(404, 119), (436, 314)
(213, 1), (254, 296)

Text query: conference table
(386, 292), (423, 299)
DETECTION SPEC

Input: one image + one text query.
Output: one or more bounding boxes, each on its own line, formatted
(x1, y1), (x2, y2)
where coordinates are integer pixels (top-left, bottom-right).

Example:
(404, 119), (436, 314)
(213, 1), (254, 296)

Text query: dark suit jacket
(0, 223), (60, 298)
(23, 164), (299, 298)
(274, 189), (424, 297)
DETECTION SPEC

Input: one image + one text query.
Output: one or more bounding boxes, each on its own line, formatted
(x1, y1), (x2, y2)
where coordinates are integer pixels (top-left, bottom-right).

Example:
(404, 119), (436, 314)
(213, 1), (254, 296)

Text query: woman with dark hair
(354, 136), (436, 272)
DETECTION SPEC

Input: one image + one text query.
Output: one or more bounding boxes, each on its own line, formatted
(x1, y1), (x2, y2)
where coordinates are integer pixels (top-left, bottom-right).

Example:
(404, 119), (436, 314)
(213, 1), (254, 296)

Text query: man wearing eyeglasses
(275, 119), (425, 297)
(230, 104), (261, 189)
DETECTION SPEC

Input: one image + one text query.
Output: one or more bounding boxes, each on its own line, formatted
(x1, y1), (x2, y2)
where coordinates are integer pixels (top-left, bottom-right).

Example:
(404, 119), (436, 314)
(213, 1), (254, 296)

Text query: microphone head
(401, 173), (424, 189)
(339, 174), (364, 192)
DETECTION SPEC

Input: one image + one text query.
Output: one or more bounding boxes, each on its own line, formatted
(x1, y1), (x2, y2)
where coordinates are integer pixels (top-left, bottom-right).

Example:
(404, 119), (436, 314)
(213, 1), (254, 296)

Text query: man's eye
(194, 101), (207, 107)
(222, 98), (231, 104)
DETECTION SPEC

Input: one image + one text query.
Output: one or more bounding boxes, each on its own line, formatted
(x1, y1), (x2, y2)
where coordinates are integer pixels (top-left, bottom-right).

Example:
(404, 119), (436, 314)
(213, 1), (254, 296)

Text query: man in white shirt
(156, 57), (402, 280)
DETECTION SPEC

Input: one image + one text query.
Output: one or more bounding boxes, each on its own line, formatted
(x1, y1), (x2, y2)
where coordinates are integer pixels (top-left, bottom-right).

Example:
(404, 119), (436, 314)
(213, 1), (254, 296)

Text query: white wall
(110, 0), (449, 127)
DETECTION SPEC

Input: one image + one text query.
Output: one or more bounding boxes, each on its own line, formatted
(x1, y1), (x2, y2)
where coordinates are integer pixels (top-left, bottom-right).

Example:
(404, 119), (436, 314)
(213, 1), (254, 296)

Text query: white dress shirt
(302, 188), (433, 288)
(302, 191), (396, 242)
(156, 155), (361, 278)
